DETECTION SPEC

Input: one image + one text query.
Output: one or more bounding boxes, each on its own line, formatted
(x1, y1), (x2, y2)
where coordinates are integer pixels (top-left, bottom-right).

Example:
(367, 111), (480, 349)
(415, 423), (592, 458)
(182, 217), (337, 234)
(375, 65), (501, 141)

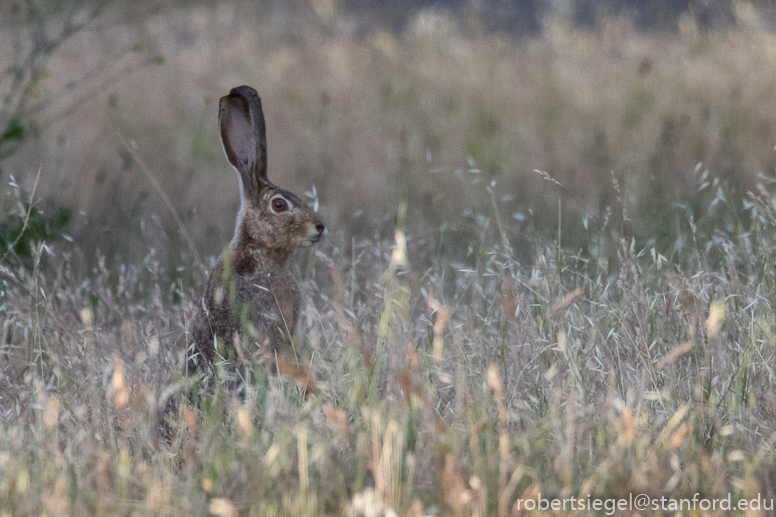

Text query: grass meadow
(2, 2), (776, 515)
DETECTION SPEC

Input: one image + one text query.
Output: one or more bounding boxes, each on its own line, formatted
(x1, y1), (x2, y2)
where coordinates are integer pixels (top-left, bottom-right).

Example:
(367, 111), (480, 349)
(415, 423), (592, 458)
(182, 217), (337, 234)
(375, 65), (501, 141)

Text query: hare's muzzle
(305, 220), (327, 246)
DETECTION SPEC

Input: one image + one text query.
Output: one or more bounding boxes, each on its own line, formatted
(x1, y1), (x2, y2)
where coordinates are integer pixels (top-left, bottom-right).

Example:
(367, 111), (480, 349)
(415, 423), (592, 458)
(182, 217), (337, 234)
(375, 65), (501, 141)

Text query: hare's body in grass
(189, 85), (326, 382)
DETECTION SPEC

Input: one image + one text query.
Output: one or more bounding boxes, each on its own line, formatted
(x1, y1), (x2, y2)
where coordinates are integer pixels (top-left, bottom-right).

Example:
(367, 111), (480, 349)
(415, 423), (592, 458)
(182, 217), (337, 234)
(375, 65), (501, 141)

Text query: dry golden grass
(2, 3), (776, 516)
(5, 5), (776, 265)
(3, 186), (776, 513)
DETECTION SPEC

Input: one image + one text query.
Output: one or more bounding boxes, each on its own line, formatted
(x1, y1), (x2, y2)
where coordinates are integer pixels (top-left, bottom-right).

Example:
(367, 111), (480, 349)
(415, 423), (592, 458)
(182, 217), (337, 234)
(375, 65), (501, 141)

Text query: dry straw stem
(487, 363), (517, 515)
(122, 138), (203, 269)
(297, 427), (309, 501)
(236, 407), (253, 436)
(367, 411), (414, 515)
(498, 466), (524, 517)
(111, 352), (128, 408)
(657, 339), (694, 370)
(427, 295), (449, 362)
(706, 300), (725, 337)
(656, 404), (691, 449)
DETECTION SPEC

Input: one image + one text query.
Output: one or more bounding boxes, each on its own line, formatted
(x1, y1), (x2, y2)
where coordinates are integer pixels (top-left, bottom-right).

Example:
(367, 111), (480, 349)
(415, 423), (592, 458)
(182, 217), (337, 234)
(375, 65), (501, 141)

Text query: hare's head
(219, 86), (326, 266)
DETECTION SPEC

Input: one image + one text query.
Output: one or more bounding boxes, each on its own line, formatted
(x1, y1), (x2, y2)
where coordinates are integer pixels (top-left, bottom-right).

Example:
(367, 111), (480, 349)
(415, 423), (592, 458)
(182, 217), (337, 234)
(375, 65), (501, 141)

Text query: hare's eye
(271, 197), (289, 213)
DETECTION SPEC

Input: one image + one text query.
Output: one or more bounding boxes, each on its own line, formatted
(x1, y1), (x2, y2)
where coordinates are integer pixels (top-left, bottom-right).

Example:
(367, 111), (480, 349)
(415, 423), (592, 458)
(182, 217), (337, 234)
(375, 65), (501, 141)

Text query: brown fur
(187, 85), (325, 383)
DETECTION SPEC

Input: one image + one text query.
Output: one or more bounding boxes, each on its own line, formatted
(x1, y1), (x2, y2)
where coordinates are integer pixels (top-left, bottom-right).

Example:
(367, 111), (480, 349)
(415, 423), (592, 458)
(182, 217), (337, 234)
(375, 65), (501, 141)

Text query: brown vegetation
(2, 2), (776, 515)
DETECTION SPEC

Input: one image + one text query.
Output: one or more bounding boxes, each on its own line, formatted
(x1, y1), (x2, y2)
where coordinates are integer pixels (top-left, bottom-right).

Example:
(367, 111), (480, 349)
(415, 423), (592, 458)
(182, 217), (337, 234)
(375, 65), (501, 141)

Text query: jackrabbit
(188, 85), (326, 384)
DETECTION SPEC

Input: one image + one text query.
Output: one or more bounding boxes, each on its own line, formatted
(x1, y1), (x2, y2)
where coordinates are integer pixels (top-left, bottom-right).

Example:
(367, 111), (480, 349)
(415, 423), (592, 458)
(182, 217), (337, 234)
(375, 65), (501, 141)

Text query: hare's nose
(315, 222), (327, 238)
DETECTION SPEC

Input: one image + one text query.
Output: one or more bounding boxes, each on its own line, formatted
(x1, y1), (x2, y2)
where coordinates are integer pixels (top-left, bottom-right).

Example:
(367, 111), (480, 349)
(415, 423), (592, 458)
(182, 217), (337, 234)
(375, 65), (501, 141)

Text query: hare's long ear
(219, 85), (268, 195)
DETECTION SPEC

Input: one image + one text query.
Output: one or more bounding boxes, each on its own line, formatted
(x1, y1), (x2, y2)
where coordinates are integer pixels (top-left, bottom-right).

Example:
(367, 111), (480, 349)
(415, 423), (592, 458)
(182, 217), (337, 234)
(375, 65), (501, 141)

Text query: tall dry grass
(2, 170), (776, 514)
(5, 5), (776, 267)
(1, 197), (776, 513)
(2, 3), (776, 516)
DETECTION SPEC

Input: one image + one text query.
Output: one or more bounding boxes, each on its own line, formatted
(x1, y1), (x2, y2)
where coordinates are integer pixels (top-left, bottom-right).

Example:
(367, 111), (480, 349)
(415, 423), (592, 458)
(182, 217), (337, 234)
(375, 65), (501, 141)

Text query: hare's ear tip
(229, 85), (260, 98)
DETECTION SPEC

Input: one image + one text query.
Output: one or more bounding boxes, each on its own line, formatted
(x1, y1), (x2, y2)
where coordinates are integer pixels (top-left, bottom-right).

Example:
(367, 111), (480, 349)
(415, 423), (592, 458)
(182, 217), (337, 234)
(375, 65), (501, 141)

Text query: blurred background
(2, 0), (776, 275)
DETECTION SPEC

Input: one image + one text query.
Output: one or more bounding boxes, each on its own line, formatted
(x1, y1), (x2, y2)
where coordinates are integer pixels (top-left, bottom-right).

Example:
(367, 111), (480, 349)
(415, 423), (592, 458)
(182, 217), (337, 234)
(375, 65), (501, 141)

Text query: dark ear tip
(229, 85), (260, 100)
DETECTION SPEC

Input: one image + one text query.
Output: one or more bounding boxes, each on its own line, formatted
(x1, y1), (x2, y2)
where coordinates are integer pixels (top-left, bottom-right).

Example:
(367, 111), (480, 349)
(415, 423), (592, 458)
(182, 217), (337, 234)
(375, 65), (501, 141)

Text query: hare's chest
(239, 270), (300, 328)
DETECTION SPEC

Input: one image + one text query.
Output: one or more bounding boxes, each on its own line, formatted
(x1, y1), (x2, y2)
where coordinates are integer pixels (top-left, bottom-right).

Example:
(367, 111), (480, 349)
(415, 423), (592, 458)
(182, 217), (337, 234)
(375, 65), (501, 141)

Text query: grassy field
(2, 3), (776, 516)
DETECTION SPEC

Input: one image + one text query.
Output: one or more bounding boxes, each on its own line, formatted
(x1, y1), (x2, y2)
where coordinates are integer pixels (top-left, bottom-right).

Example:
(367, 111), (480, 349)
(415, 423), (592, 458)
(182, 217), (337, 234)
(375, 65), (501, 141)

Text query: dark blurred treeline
(273, 0), (776, 36)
